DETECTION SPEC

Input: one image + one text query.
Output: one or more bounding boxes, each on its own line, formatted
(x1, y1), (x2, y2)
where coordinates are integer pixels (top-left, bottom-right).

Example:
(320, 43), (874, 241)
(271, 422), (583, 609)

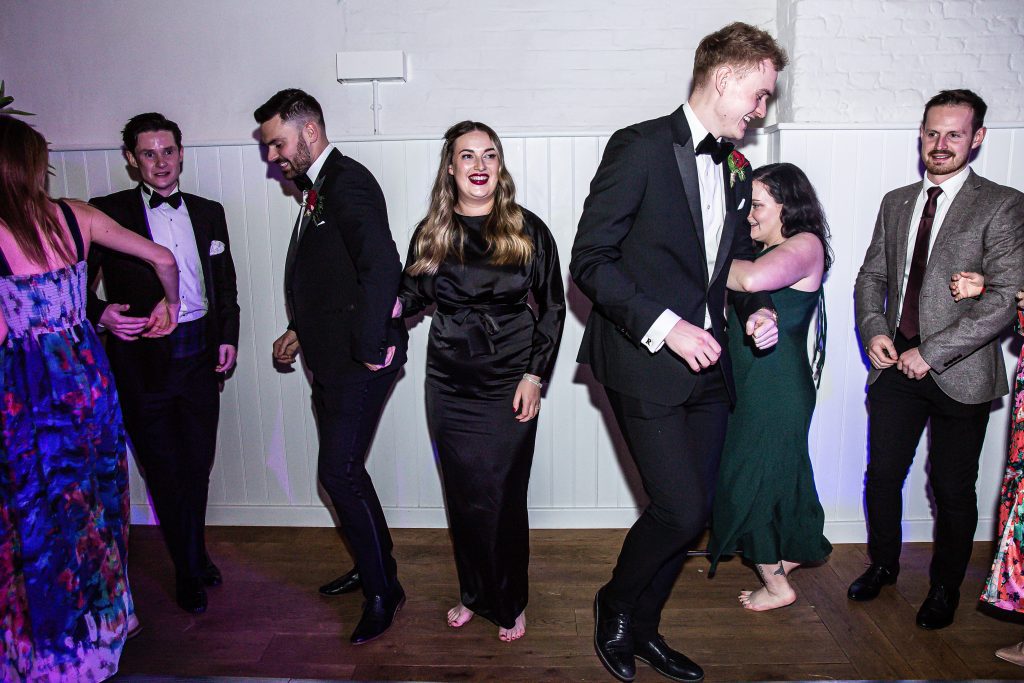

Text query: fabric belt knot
(437, 302), (528, 357)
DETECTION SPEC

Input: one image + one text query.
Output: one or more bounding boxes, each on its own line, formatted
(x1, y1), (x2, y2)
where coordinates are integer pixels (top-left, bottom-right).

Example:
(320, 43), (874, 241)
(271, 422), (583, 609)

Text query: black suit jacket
(285, 148), (408, 386)
(87, 187), (240, 390)
(570, 106), (770, 405)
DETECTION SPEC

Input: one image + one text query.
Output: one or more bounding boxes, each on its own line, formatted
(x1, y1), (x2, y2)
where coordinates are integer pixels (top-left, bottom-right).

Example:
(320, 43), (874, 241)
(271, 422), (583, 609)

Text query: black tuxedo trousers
(312, 371), (399, 597)
(119, 345), (219, 581)
(603, 368), (730, 637)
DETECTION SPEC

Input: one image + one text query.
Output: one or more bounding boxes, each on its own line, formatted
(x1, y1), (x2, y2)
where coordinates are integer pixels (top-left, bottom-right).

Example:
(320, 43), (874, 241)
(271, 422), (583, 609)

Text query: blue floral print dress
(0, 201), (132, 681)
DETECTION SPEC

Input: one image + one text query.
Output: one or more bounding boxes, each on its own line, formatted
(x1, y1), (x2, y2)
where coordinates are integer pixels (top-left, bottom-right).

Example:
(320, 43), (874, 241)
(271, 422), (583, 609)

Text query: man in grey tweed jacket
(851, 89), (1024, 630)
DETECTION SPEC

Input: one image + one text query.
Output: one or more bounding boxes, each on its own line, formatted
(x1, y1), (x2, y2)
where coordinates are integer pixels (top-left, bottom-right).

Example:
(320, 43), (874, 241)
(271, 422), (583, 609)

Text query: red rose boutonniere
(304, 189), (325, 224)
(727, 150), (749, 188)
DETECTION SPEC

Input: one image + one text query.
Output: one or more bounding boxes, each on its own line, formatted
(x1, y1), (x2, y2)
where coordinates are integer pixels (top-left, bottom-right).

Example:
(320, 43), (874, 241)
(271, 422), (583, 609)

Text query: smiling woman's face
(448, 130), (500, 214)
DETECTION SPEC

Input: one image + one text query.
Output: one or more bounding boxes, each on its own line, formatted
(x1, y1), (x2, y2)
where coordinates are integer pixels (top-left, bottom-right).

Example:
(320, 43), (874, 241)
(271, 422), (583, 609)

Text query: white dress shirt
(897, 165), (972, 324)
(142, 183), (207, 323)
(642, 103), (727, 352)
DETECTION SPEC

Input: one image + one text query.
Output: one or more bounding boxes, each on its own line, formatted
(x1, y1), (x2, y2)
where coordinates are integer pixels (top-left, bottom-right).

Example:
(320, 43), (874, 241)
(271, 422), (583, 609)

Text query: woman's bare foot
(739, 561), (799, 611)
(447, 603), (475, 628)
(498, 611), (526, 642)
(739, 584), (797, 611)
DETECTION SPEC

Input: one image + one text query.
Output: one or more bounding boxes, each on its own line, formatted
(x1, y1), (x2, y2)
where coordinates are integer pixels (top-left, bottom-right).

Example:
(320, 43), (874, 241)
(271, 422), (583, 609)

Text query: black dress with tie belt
(400, 208), (565, 628)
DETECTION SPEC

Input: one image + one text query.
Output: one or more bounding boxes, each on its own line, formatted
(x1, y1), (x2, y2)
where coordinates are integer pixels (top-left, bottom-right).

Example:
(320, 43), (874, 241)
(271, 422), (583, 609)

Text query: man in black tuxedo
(88, 113), (240, 614)
(570, 23), (787, 682)
(255, 89), (408, 645)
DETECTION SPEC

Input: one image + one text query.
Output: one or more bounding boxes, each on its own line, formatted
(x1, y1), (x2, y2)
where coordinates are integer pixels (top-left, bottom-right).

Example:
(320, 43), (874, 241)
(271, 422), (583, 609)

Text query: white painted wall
(782, 0), (1024, 123)
(0, 0), (775, 146)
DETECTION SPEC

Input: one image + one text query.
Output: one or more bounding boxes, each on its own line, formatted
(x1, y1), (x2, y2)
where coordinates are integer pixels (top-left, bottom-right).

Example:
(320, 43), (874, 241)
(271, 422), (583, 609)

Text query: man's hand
(897, 347), (931, 380)
(364, 345), (396, 372)
(664, 319), (721, 372)
(745, 308), (778, 350)
(866, 334), (897, 370)
(99, 303), (149, 341)
(216, 344), (238, 373)
(273, 330), (300, 365)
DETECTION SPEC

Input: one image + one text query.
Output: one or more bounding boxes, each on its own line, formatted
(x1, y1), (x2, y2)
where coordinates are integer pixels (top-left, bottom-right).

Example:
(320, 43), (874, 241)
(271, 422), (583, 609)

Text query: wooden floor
(116, 526), (1024, 682)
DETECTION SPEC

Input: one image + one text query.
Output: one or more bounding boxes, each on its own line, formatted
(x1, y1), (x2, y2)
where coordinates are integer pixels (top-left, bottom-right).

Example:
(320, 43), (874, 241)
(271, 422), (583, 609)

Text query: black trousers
(120, 350), (220, 582)
(313, 371), (399, 598)
(603, 368), (731, 638)
(865, 333), (990, 589)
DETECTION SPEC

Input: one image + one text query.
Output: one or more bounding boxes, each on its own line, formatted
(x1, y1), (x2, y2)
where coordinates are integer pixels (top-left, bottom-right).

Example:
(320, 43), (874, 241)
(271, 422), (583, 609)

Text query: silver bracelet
(521, 374), (542, 388)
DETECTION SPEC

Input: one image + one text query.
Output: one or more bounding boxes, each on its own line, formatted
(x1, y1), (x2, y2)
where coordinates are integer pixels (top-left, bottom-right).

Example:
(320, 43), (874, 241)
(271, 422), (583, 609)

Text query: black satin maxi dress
(400, 208), (565, 628)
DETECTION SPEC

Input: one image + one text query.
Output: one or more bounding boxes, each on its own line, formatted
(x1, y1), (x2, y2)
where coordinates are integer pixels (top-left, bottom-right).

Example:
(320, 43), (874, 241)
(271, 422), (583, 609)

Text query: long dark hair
(0, 115), (74, 266)
(752, 162), (833, 273)
(406, 121), (530, 276)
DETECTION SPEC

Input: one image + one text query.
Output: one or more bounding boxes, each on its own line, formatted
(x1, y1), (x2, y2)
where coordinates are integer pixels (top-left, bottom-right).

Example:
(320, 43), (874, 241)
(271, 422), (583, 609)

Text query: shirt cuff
(642, 310), (681, 353)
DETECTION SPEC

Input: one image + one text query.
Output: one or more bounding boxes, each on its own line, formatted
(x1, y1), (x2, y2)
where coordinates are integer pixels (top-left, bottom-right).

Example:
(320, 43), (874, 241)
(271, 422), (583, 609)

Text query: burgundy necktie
(897, 186), (943, 339)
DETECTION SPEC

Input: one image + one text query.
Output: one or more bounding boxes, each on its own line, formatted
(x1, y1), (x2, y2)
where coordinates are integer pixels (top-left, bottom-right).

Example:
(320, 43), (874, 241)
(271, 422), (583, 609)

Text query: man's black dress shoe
(594, 590), (636, 682)
(634, 635), (704, 682)
(916, 585), (959, 630)
(176, 578), (208, 614)
(847, 564), (898, 601)
(350, 582), (405, 644)
(202, 557), (223, 587)
(318, 567), (362, 596)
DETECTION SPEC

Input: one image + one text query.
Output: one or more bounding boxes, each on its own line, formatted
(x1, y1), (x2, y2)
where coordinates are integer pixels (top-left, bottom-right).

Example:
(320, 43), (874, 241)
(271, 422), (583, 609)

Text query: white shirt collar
(682, 102), (715, 146)
(923, 164), (970, 201)
(141, 182), (180, 198)
(304, 143), (336, 187)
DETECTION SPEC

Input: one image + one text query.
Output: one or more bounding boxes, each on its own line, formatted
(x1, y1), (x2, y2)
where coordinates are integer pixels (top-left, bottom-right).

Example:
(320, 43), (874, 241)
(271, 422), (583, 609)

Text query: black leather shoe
(916, 585), (959, 630)
(319, 567), (362, 596)
(350, 583), (405, 645)
(634, 635), (704, 682)
(594, 589), (636, 682)
(176, 578), (208, 614)
(847, 564), (898, 602)
(202, 557), (222, 587)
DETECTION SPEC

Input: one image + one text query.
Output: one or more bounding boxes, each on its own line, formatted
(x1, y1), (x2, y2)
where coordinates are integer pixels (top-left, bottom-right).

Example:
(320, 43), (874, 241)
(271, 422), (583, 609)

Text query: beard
(283, 136), (314, 178)
(922, 150), (968, 178)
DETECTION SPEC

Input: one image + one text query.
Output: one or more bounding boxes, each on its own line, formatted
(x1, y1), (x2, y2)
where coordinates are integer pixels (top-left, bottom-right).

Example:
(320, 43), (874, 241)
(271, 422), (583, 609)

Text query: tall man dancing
(570, 23), (786, 682)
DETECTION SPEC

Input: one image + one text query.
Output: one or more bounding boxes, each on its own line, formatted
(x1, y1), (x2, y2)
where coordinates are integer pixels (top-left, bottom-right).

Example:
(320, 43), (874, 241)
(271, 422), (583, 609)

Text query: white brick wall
(781, 0), (1024, 123)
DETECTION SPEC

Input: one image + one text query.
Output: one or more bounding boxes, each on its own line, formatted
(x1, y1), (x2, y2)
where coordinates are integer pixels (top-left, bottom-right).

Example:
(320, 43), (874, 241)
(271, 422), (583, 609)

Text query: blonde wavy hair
(406, 121), (532, 276)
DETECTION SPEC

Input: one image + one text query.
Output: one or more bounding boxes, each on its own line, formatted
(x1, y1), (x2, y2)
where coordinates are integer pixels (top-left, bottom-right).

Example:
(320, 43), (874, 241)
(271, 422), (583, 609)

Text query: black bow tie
(294, 174), (313, 192)
(695, 133), (734, 165)
(149, 191), (182, 210)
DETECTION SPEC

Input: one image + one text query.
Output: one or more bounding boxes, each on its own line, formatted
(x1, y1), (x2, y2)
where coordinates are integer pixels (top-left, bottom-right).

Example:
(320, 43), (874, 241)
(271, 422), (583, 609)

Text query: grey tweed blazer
(855, 169), (1024, 404)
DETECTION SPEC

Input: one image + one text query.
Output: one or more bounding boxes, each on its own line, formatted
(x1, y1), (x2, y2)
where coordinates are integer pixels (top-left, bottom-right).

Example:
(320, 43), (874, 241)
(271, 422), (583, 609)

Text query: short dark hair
(692, 22), (789, 89)
(752, 162), (833, 273)
(922, 89), (987, 133)
(122, 113), (182, 152)
(253, 89), (325, 131)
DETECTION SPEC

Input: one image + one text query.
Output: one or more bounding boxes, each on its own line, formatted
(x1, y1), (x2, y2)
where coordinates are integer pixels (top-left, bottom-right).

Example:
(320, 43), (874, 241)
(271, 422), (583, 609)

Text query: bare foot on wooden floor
(498, 611), (526, 642)
(447, 603), (475, 628)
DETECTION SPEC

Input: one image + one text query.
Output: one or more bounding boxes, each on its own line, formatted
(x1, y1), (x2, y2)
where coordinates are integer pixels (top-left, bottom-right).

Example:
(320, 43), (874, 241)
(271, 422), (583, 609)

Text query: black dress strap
(56, 200), (85, 262)
(0, 239), (10, 276)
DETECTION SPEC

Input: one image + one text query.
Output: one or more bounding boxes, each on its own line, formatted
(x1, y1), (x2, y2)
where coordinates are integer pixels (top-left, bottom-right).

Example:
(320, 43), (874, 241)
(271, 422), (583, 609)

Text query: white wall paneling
(50, 125), (1023, 542)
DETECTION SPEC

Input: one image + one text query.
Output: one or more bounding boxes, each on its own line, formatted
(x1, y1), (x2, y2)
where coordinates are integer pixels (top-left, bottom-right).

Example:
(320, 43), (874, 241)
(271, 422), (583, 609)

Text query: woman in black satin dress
(400, 121), (565, 642)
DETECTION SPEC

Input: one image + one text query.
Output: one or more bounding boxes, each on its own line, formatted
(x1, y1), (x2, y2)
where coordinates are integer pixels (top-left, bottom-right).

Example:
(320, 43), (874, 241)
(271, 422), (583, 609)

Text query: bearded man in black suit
(88, 112), (240, 614)
(570, 23), (787, 682)
(255, 89), (408, 645)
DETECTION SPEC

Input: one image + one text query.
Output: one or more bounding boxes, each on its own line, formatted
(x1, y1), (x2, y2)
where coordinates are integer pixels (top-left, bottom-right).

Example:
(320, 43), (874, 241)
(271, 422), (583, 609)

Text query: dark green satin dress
(709, 247), (832, 569)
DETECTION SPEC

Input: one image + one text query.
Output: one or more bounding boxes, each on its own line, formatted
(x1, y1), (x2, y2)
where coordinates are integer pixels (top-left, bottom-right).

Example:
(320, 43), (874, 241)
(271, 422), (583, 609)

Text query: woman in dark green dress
(709, 162), (833, 611)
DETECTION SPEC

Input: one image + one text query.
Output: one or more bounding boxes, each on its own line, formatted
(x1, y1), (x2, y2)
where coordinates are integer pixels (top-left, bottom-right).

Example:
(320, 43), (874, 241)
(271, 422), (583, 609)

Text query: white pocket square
(737, 199), (746, 210)
(209, 240), (225, 256)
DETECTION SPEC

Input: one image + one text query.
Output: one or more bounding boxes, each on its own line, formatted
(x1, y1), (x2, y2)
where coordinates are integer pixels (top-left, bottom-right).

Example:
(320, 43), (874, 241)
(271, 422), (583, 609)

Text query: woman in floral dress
(950, 270), (1024, 666)
(0, 115), (179, 681)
